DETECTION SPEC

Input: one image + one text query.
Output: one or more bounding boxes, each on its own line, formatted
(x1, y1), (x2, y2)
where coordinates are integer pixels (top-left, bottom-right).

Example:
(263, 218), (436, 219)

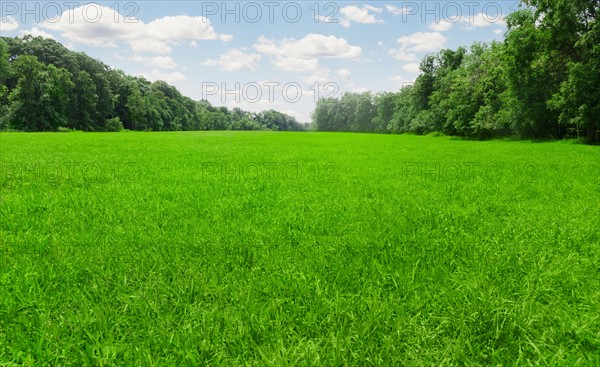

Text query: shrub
(106, 117), (124, 132)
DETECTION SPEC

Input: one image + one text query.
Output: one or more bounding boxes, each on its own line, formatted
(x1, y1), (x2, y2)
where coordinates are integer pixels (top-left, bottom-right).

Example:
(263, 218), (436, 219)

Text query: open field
(1, 132), (599, 366)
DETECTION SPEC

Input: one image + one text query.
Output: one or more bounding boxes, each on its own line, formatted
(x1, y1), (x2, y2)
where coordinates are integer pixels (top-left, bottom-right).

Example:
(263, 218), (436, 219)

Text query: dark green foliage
(6, 55), (73, 131)
(0, 39), (11, 128)
(105, 117), (124, 132)
(0, 36), (306, 133)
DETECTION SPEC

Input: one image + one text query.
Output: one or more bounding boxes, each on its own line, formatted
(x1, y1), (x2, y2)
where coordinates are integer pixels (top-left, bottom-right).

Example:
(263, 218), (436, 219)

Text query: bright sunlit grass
(1, 131), (599, 366)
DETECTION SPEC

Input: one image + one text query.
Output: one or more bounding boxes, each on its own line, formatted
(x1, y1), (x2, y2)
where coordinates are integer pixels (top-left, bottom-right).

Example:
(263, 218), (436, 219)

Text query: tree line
(312, 0), (598, 143)
(0, 36), (306, 132)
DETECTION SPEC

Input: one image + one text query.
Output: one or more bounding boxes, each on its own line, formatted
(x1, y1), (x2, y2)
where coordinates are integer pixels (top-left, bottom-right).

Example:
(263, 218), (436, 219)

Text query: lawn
(1, 132), (599, 366)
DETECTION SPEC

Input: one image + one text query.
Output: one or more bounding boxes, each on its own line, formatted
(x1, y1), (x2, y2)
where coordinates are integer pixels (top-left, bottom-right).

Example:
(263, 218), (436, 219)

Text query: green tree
(68, 70), (98, 131)
(312, 98), (338, 131)
(0, 39), (11, 128)
(372, 92), (396, 133)
(389, 86), (416, 133)
(126, 87), (147, 131)
(8, 55), (73, 131)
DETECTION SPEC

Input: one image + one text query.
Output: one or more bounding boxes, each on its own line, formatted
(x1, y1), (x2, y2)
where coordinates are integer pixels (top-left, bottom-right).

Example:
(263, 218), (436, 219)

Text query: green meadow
(1, 132), (599, 366)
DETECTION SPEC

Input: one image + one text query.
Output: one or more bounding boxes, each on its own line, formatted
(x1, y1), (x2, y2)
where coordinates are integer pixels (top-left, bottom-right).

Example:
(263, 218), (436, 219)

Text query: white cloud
(254, 34), (362, 59)
(0, 16), (19, 32)
(350, 87), (369, 93)
(302, 68), (332, 84)
(253, 34), (361, 82)
(397, 32), (447, 53)
(271, 56), (320, 72)
(19, 27), (55, 40)
(202, 49), (261, 71)
(339, 5), (384, 27)
(131, 55), (177, 69)
(388, 32), (446, 65)
(40, 5), (232, 54)
(462, 13), (506, 30)
(364, 5), (383, 13)
(141, 69), (187, 83)
(389, 49), (418, 62)
(390, 76), (415, 89)
(190, 40), (198, 47)
(402, 63), (421, 73)
(385, 5), (407, 16)
(201, 60), (217, 66)
(493, 29), (504, 35)
(129, 39), (170, 53)
(144, 15), (227, 41)
(337, 69), (352, 80)
(429, 20), (455, 32)
(336, 68), (354, 88)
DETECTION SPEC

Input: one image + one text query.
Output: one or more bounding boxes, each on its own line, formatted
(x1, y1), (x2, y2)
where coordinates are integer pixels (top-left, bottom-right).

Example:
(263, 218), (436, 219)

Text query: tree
(372, 92), (396, 133)
(312, 98), (338, 131)
(126, 87), (147, 131)
(539, 0), (600, 142)
(388, 86), (416, 133)
(68, 70), (98, 131)
(8, 55), (73, 131)
(0, 39), (11, 128)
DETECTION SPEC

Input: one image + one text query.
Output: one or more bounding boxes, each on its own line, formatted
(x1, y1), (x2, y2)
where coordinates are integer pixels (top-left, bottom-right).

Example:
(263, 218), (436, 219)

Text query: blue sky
(0, 1), (519, 122)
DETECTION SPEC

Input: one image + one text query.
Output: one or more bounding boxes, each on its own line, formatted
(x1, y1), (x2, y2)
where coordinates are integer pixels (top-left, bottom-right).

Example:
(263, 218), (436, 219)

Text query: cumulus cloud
(140, 69), (187, 83)
(426, 12), (505, 33)
(302, 68), (332, 84)
(388, 32), (446, 65)
(218, 34), (234, 42)
(339, 5), (384, 27)
(390, 76), (415, 89)
(336, 68), (355, 88)
(462, 13), (506, 30)
(429, 20), (455, 32)
(337, 69), (352, 80)
(202, 49), (261, 71)
(270, 56), (320, 72)
(19, 27), (56, 40)
(0, 16), (19, 32)
(389, 49), (418, 62)
(402, 63), (421, 73)
(131, 55), (177, 69)
(364, 5), (383, 13)
(253, 34), (362, 85)
(129, 39), (170, 53)
(385, 5), (407, 16)
(40, 4), (232, 54)
(397, 32), (448, 53)
(253, 34), (362, 59)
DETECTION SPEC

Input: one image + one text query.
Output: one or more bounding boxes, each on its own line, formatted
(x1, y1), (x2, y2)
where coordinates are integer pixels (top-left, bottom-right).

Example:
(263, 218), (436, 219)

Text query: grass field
(1, 132), (599, 366)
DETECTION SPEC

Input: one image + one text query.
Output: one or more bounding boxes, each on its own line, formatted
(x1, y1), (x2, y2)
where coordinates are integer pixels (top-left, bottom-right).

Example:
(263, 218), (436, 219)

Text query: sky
(0, 1), (520, 122)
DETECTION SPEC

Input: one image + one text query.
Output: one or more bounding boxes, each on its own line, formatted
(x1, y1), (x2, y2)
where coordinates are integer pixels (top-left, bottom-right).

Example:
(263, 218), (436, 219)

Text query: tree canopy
(311, 0), (599, 143)
(0, 36), (306, 133)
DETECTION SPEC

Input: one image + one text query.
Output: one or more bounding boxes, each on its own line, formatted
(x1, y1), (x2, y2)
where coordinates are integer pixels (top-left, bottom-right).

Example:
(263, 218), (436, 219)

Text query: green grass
(1, 132), (599, 366)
